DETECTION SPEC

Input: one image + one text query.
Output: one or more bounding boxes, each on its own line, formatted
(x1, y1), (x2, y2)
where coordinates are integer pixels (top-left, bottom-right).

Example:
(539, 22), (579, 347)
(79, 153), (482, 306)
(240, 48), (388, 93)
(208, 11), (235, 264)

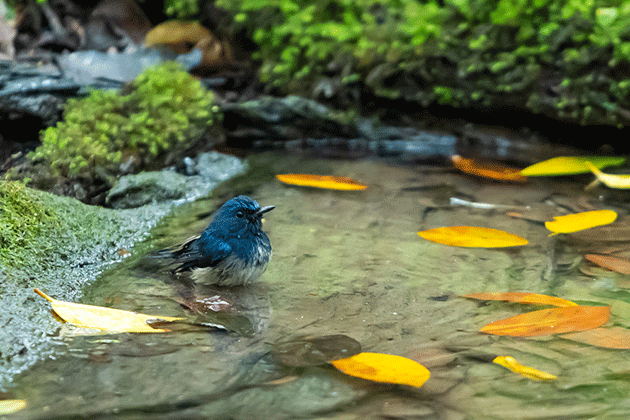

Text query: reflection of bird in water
(173, 283), (272, 337)
(156, 195), (274, 287)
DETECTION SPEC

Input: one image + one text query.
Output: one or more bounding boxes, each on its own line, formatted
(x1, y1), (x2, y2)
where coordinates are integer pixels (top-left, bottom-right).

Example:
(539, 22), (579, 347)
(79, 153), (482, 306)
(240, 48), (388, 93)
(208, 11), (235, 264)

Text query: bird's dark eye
(236, 210), (245, 218)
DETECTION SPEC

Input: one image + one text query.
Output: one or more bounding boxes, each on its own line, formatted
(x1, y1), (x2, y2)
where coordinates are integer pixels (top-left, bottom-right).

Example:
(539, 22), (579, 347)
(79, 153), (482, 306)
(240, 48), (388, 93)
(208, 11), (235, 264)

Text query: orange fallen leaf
(418, 226), (528, 248)
(276, 174), (367, 190)
(584, 254), (630, 275)
(493, 356), (557, 380)
(480, 305), (610, 337)
(451, 155), (527, 182)
(331, 352), (430, 388)
(561, 327), (630, 349)
(463, 292), (577, 307)
(545, 210), (617, 235)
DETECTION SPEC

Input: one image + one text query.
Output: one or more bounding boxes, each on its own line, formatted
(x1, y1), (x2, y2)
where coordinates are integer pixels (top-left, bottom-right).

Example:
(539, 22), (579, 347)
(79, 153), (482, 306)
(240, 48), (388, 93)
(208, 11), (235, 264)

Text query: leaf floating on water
(585, 161), (630, 189)
(418, 226), (528, 248)
(272, 334), (362, 367)
(34, 289), (183, 334)
(463, 292), (577, 307)
(493, 356), (557, 381)
(584, 254), (630, 275)
(275, 174), (367, 190)
(451, 155), (527, 182)
(545, 210), (617, 235)
(331, 352), (430, 388)
(0, 400), (26, 415)
(520, 156), (626, 176)
(561, 327), (630, 349)
(480, 305), (610, 337)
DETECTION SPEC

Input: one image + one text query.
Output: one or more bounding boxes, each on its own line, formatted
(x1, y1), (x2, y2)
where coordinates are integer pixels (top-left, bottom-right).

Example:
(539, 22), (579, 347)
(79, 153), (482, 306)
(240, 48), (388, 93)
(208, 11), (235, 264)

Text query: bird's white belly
(192, 246), (271, 286)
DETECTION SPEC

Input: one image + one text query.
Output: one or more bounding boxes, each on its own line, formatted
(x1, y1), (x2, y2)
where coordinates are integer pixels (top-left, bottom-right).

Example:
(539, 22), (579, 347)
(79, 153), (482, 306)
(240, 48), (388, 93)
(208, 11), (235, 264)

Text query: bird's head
(211, 195), (274, 236)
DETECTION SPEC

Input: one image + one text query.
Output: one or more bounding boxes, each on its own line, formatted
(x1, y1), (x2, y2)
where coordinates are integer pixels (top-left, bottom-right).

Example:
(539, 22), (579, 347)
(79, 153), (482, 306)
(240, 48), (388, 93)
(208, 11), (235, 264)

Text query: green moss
(29, 62), (220, 180)
(0, 181), (58, 267)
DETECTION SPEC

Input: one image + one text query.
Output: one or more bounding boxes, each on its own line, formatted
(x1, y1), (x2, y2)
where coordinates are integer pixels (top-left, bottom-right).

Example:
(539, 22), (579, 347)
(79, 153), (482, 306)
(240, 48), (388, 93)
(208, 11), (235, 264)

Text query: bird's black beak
(256, 205), (275, 216)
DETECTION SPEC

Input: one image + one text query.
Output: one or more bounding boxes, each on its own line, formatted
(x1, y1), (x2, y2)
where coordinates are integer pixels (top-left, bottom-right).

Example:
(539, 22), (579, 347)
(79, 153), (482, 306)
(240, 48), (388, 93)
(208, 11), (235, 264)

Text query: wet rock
(185, 151), (247, 182)
(0, 59), (119, 135)
(56, 46), (204, 84)
(106, 152), (247, 209)
(200, 371), (366, 420)
(106, 170), (189, 209)
(222, 95), (358, 143)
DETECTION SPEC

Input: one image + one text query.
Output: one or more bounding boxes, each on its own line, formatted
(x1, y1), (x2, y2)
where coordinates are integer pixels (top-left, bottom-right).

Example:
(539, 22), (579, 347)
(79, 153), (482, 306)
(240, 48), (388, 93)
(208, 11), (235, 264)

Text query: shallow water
(9, 152), (630, 419)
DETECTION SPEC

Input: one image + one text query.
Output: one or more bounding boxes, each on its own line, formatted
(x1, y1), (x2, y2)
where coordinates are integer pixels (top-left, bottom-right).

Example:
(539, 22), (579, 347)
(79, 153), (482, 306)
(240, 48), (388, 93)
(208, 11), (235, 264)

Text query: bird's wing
(171, 231), (232, 272)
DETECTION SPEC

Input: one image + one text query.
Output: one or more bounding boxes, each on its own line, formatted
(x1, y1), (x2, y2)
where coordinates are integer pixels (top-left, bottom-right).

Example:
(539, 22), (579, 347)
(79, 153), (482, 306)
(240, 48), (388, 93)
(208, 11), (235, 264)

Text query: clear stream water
(8, 151), (630, 419)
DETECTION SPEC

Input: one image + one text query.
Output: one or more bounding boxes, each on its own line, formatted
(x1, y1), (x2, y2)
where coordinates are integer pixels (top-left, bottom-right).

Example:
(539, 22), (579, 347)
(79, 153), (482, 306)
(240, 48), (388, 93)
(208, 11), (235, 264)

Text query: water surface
(10, 152), (630, 419)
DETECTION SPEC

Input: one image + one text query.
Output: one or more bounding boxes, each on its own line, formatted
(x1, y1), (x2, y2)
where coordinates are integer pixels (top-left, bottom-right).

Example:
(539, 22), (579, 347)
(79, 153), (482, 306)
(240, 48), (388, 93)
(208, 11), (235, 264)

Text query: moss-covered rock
(28, 61), (221, 183)
(0, 181), (58, 267)
(0, 152), (247, 388)
(216, 0), (630, 127)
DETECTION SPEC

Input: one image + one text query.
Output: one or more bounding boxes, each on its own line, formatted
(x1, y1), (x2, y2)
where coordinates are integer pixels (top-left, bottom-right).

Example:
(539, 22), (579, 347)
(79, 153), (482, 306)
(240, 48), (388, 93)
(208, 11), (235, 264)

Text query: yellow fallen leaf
(276, 174), (367, 190)
(418, 226), (528, 248)
(493, 356), (557, 381)
(520, 156), (625, 176)
(545, 210), (617, 236)
(585, 161), (630, 189)
(34, 289), (183, 333)
(480, 305), (610, 337)
(331, 352), (430, 388)
(0, 400), (26, 415)
(463, 292), (577, 307)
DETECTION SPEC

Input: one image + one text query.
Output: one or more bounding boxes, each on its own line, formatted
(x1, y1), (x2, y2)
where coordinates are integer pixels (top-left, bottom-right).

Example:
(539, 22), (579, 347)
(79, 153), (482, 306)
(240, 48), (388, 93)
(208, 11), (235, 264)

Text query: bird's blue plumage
(158, 195), (274, 286)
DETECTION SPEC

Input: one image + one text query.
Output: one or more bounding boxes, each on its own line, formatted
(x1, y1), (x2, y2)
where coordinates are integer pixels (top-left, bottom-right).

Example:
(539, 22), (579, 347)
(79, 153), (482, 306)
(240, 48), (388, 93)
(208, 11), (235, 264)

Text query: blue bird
(158, 195), (274, 286)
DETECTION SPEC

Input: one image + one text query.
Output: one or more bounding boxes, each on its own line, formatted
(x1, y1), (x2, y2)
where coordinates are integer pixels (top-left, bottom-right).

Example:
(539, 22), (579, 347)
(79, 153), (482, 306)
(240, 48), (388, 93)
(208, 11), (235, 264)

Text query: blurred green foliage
(216, 0), (630, 126)
(217, 0), (444, 89)
(164, 0), (198, 17)
(29, 62), (220, 179)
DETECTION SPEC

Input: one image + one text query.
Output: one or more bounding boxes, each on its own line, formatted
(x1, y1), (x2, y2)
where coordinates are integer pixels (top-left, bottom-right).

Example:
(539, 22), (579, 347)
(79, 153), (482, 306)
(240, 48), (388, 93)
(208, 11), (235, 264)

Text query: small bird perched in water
(157, 195), (274, 286)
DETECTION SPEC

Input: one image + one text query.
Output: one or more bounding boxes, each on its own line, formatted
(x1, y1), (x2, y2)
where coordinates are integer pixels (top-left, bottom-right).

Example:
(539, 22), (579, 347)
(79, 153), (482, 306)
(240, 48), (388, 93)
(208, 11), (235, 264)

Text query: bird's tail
(148, 235), (201, 272)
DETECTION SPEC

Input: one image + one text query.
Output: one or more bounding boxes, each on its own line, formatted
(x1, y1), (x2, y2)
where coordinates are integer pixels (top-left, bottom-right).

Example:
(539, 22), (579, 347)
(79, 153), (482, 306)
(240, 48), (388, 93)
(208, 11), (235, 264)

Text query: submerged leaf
(331, 352), (430, 387)
(493, 356), (557, 380)
(451, 155), (527, 182)
(276, 174), (367, 190)
(570, 224), (630, 242)
(34, 289), (183, 333)
(545, 210), (617, 235)
(584, 254), (630, 275)
(520, 156), (625, 176)
(463, 292), (577, 307)
(418, 226), (528, 248)
(585, 162), (630, 189)
(480, 305), (610, 337)
(272, 335), (361, 367)
(561, 327), (630, 349)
